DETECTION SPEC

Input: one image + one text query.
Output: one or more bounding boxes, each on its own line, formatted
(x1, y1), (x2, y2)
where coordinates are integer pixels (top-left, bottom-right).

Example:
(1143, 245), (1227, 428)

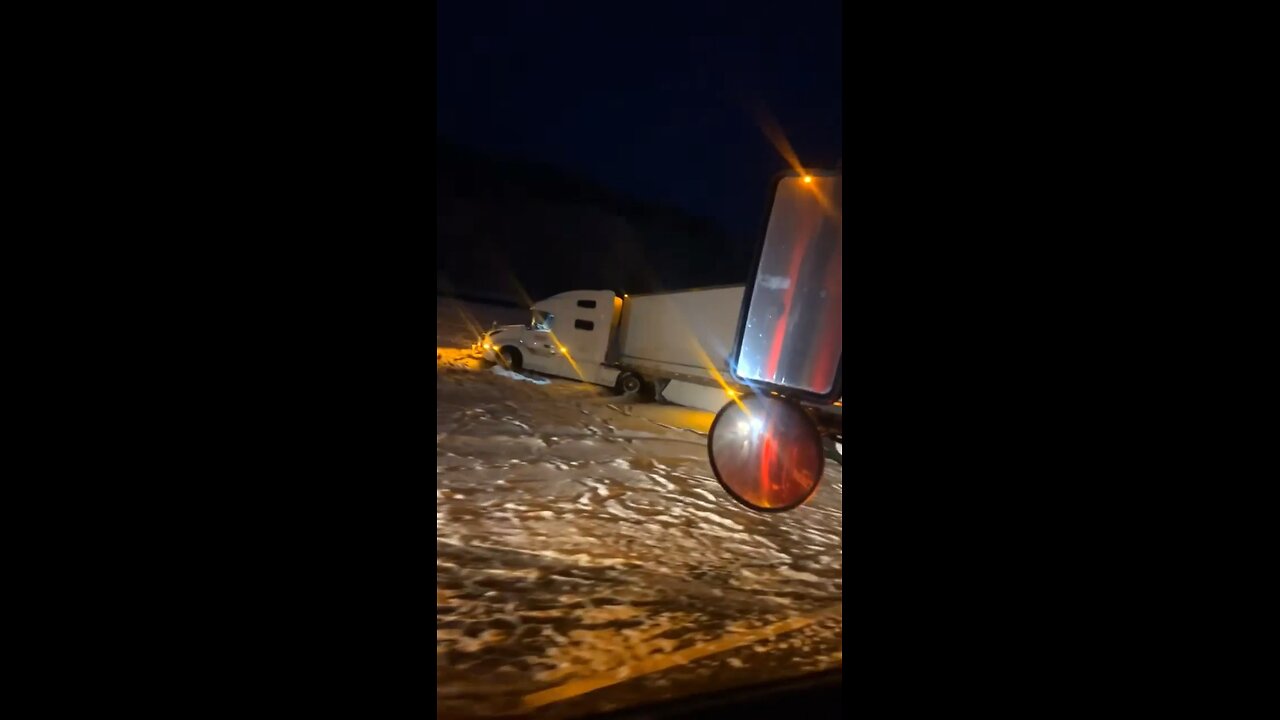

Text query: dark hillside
(436, 139), (753, 305)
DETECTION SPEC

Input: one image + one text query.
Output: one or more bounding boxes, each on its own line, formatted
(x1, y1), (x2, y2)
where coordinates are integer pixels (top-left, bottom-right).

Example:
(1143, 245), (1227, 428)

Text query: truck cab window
(531, 312), (554, 330)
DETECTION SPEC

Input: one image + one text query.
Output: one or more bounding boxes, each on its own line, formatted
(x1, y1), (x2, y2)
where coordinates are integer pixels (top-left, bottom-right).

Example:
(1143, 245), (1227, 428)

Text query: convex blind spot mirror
(708, 395), (824, 512)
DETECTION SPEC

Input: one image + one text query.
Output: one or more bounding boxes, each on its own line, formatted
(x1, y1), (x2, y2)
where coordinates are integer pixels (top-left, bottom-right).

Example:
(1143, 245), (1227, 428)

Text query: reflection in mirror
(735, 173), (842, 397)
(708, 395), (824, 512)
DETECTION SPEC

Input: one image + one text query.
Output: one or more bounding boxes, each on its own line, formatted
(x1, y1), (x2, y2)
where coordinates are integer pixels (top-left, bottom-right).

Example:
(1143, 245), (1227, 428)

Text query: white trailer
(614, 286), (746, 411)
(477, 286), (747, 412)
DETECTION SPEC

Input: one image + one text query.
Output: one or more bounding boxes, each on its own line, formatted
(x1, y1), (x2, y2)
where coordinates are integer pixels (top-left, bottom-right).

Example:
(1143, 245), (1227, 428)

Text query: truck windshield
(530, 311), (554, 330)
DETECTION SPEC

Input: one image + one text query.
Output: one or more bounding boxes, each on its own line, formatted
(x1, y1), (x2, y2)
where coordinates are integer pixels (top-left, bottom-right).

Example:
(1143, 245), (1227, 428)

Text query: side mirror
(708, 170), (841, 512)
(708, 395), (825, 512)
(733, 172), (842, 401)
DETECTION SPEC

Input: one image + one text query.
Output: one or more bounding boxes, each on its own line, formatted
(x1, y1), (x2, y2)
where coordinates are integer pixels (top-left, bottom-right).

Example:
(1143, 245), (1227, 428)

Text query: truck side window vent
(577, 299), (597, 308)
(575, 319), (595, 331)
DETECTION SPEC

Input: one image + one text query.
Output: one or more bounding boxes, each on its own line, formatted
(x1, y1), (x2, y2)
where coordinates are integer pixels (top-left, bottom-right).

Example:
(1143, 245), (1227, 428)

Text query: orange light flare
(686, 328), (752, 419)
(453, 304), (487, 347)
(647, 298), (752, 418)
(753, 101), (808, 178)
(545, 328), (587, 382)
(503, 274), (539, 314)
(806, 178), (840, 218)
(500, 272), (587, 381)
(752, 102), (839, 218)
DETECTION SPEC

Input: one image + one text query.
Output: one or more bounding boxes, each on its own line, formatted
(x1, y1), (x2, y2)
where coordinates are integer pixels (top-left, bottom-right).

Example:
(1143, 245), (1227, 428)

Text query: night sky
(436, 1), (842, 243)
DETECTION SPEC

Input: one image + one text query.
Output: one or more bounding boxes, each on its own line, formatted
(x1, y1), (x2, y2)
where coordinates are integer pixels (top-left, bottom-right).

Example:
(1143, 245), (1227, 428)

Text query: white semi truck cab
(479, 289), (625, 389)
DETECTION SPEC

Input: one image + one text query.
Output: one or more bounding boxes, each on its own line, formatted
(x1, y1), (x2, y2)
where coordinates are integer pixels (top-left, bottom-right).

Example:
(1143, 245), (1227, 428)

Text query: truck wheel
(498, 347), (522, 370)
(616, 372), (647, 396)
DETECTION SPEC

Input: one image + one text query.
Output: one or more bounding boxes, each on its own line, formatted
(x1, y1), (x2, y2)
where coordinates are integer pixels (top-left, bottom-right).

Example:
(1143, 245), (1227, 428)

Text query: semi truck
(476, 285), (843, 435)
(476, 286), (748, 413)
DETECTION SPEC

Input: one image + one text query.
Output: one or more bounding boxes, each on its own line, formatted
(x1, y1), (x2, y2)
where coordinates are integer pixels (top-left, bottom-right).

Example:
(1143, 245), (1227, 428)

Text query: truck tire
(616, 371), (654, 399)
(498, 346), (522, 370)
(617, 372), (643, 395)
